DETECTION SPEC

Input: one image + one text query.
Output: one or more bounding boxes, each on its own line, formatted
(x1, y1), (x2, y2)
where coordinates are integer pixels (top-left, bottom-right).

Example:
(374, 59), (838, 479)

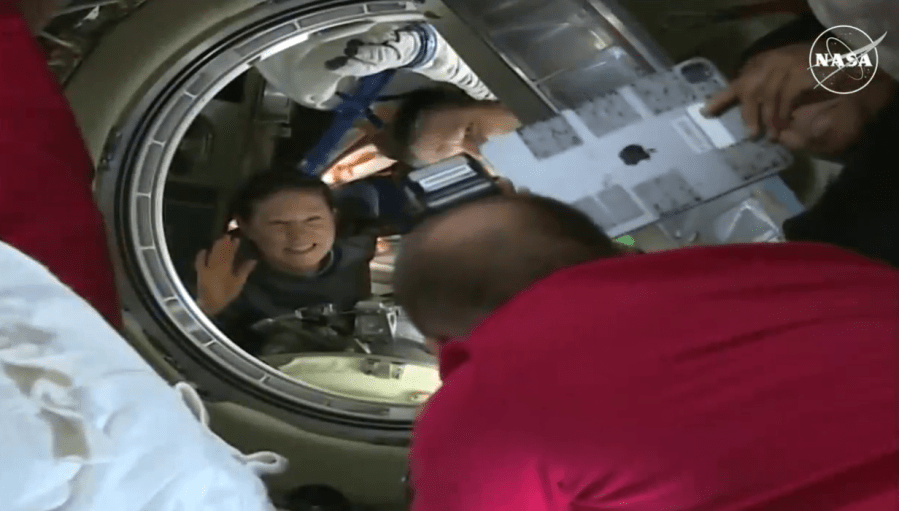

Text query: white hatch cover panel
(480, 58), (794, 238)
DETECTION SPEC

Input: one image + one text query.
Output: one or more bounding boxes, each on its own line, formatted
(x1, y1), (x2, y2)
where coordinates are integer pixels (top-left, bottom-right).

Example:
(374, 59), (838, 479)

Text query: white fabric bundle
(0, 241), (286, 511)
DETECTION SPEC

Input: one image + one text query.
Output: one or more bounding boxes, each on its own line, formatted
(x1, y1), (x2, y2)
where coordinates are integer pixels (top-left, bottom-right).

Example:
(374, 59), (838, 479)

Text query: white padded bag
(0, 241), (286, 511)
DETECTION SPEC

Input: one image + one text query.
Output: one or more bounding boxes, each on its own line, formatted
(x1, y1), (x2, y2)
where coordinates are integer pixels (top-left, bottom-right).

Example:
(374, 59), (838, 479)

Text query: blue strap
(300, 70), (397, 176)
(300, 24), (440, 176)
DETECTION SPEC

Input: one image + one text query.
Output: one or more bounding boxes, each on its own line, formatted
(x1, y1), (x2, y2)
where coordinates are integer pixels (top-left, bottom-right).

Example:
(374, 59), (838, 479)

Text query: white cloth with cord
(0, 241), (286, 511)
(807, 0), (899, 82)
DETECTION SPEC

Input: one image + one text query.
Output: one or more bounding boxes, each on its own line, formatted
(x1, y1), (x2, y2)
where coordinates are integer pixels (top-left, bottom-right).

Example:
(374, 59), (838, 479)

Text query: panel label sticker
(671, 116), (714, 154)
(686, 102), (739, 149)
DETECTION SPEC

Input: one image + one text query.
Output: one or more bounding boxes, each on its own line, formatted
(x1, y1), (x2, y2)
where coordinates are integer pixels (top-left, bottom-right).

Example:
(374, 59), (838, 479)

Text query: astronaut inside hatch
(253, 22), (519, 179)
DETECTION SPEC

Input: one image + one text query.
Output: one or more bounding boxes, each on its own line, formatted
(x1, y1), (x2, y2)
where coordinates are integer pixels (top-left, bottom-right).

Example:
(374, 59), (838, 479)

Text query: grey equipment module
(479, 58), (794, 238)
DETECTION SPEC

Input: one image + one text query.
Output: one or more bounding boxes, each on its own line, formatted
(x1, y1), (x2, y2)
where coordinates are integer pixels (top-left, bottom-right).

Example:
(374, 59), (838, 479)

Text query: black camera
(401, 154), (503, 217)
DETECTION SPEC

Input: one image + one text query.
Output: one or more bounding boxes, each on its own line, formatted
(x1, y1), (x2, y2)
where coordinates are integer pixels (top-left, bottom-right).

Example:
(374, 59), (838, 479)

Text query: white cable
(173, 382), (289, 476)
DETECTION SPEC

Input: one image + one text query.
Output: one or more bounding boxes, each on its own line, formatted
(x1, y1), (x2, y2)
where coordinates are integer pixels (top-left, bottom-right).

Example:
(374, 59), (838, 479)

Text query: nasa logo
(808, 25), (888, 95)
(814, 52), (873, 68)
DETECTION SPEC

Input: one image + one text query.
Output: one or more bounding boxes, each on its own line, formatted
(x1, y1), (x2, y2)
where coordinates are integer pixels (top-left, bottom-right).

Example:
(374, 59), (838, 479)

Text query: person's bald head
(393, 194), (622, 341)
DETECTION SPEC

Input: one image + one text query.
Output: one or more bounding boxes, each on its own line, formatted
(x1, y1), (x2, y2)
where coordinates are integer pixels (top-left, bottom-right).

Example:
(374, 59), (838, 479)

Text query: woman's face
(409, 103), (522, 165)
(240, 189), (337, 274)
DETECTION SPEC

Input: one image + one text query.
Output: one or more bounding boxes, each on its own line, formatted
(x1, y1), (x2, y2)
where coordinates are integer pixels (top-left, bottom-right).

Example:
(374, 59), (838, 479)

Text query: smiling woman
(195, 171), (377, 356)
(229, 173), (340, 275)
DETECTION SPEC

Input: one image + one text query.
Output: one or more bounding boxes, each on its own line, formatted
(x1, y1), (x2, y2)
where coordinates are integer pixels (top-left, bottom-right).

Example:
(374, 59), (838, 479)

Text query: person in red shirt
(393, 194), (898, 511)
(0, 0), (121, 327)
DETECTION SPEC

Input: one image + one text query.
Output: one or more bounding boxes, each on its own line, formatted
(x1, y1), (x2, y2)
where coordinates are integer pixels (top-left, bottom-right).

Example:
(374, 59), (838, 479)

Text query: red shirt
(410, 243), (898, 511)
(0, 4), (121, 327)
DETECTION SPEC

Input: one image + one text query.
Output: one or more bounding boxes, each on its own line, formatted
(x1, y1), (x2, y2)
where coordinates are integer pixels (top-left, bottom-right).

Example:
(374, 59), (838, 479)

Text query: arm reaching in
(328, 24), (496, 101)
(0, 1), (121, 327)
(704, 43), (828, 139)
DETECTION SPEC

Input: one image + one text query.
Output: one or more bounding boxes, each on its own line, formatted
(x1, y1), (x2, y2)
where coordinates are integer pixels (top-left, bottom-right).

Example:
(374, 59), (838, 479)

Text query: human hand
(775, 97), (862, 155)
(705, 43), (835, 139)
(17, 0), (55, 35)
(325, 28), (422, 77)
(194, 236), (257, 316)
(774, 74), (896, 155)
(493, 176), (516, 195)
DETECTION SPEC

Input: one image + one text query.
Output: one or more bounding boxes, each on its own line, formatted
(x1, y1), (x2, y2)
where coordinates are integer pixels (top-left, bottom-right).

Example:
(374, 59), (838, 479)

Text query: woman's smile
(285, 244), (317, 255)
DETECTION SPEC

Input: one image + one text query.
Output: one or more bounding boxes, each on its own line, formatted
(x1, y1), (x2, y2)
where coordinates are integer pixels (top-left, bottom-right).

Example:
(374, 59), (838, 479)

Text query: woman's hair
(381, 86), (481, 164)
(226, 169), (335, 226)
